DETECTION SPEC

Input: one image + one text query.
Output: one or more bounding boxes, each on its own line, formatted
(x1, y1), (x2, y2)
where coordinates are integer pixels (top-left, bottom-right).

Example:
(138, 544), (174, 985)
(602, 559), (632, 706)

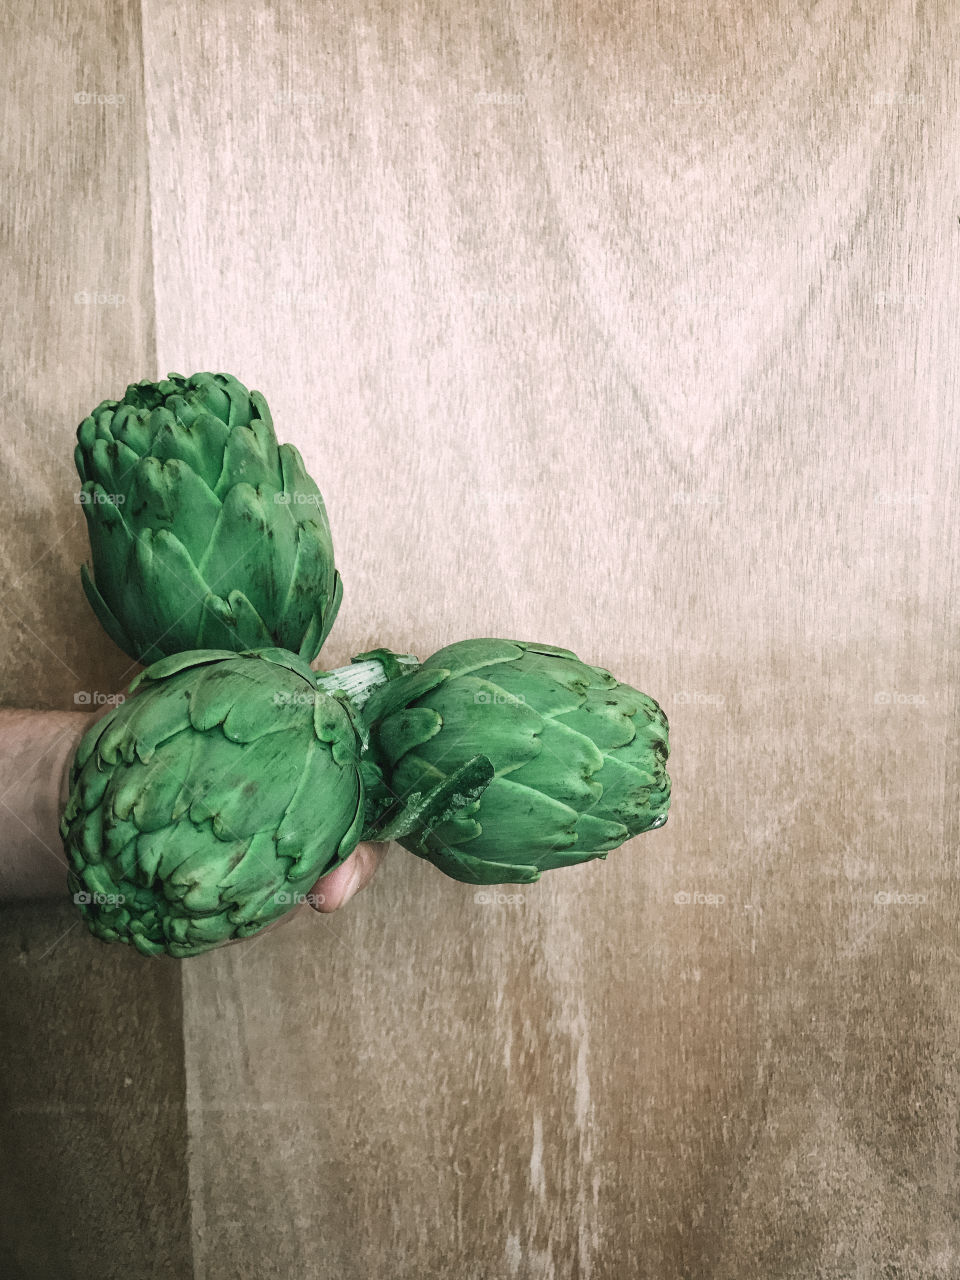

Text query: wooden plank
(0, 0), (156, 710)
(0, 903), (192, 1279)
(0, 2), (191, 1276)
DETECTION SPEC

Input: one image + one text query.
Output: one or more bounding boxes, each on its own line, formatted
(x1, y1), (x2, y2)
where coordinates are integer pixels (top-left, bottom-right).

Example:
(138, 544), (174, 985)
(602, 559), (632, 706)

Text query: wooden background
(2, 0), (959, 1276)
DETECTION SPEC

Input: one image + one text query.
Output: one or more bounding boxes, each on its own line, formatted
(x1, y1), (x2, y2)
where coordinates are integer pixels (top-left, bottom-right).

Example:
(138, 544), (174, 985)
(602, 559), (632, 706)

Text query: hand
(307, 840), (390, 913)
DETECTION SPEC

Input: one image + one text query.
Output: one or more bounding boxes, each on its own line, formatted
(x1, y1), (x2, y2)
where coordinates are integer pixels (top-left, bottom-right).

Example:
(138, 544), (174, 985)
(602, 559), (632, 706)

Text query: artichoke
(61, 648), (364, 957)
(75, 371), (342, 665)
(349, 638), (670, 885)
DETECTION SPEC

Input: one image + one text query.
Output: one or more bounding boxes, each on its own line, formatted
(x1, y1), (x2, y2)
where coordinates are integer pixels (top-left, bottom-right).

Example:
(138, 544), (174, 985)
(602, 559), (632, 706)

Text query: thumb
(309, 841), (389, 913)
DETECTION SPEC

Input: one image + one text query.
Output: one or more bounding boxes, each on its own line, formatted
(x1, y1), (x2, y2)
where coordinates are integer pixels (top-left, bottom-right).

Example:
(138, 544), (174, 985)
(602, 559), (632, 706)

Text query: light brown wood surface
(2, 1), (960, 1277)
(1, 3), (191, 1278)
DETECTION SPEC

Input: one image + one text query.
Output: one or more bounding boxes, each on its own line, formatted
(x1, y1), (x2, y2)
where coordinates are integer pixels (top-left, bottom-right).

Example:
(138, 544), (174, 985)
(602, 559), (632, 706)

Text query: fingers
(308, 840), (389, 913)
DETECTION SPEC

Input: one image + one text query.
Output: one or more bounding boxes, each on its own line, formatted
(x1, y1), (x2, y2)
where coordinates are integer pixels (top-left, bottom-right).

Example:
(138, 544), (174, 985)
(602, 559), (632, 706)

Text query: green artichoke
(75, 371), (342, 665)
(61, 648), (364, 957)
(352, 638), (671, 885)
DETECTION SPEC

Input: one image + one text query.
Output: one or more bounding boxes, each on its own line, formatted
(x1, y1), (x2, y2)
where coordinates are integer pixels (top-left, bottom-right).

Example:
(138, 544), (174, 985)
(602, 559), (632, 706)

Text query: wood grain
(0, 902), (192, 1279)
(0, 0), (155, 710)
(149, 1), (960, 1275)
(0, 4), (188, 1279)
(4, 0), (960, 1275)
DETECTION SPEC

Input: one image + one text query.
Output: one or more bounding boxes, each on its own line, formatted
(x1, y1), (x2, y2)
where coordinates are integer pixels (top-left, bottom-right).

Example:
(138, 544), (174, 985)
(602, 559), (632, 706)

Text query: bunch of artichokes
(65, 372), (670, 956)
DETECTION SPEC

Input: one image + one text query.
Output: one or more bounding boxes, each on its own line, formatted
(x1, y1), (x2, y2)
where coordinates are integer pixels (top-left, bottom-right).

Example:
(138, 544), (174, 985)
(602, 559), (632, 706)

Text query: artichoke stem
(315, 652), (420, 712)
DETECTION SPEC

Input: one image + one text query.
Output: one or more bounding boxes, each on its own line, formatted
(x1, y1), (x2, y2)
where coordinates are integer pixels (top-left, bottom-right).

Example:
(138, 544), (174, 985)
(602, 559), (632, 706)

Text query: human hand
(306, 840), (390, 913)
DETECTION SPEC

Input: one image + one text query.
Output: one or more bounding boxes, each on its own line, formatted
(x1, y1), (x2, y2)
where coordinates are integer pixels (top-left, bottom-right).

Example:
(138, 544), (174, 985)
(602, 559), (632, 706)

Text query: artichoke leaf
(363, 752), (495, 843)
